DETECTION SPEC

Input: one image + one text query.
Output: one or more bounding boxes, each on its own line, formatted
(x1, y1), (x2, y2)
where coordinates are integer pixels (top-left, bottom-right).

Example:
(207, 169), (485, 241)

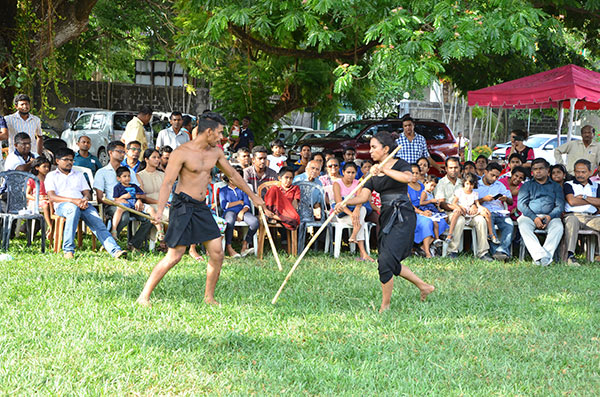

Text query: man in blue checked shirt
(395, 115), (443, 173)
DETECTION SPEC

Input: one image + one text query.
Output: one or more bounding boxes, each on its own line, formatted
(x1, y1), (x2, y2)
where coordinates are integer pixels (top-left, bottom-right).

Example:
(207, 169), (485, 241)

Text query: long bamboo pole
(271, 144), (402, 304)
(102, 198), (169, 226)
(258, 206), (283, 271)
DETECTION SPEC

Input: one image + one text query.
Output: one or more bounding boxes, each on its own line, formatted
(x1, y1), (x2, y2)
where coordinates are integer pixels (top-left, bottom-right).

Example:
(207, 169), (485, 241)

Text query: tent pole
(527, 109), (531, 134)
(557, 101), (564, 142)
(567, 98), (576, 142)
(468, 107), (473, 161)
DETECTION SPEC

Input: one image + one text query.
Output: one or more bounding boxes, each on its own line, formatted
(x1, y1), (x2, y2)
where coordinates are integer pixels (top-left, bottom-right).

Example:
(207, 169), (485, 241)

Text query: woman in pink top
(333, 162), (373, 261)
(499, 166), (527, 221)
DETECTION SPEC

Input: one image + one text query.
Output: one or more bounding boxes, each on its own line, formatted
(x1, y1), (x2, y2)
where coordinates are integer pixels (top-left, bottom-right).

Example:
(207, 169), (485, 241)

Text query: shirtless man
(136, 112), (265, 306)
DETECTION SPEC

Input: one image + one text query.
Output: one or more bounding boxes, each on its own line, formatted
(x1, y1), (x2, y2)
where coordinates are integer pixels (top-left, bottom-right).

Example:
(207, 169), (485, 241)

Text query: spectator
(26, 156), (52, 239)
(408, 164), (447, 258)
(181, 115), (194, 140)
(502, 153), (523, 177)
(121, 141), (142, 172)
(74, 135), (101, 175)
(311, 152), (326, 175)
(155, 111), (189, 150)
(0, 113), (7, 142)
(236, 147), (252, 169)
(395, 115), (443, 173)
(562, 159), (600, 266)
(332, 162), (373, 261)
(122, 106), (152, 151)
(294, 144), (312, 175)
(517, 158), (565, 266)
(360, 159), (381, 240)
(111, 166), (163, 241)
(267, 139), (287, 173)
(228, 118), (240, 148)
(550, 164), (568, 187)
(554, 125), (600, 174)
(264, 166), (301, 230)
(4, 94), (43, 155)
(158, 145), (172, 172)
(46, 147), (126, 259)
(323, 149), (335, 163)
(499, 166), (527, 221)
(476, 162), (514, 261)
(340, 148), (363, 179)
(233, 116), (254, 151)
(293, 159), (324, 214)
(320, 157), (341, 205)
(243, 145), (277, 193)
(435, 157), (491, 260)
(417, 156), (430, 182)
(220, 167), (259, 257)
(93, 141), (153, 251)
(474, 155), (488, 178)
(506, 129), (534, 168)
(462, 160), (476, 179)
(4, 132), (37, 171)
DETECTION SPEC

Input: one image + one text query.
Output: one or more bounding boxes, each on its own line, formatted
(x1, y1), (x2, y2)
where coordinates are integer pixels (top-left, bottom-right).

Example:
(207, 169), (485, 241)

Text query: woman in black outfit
(336, 132), (435, 312)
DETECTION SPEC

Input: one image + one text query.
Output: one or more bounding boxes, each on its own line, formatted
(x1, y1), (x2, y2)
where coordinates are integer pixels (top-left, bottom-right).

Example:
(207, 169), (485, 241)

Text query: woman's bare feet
(379, 303), (390, 313)
(226, 246), (240, 258)
(420, 284), (435, 301)
(136, 297), (151, 307)
(204, 297), (220, 306)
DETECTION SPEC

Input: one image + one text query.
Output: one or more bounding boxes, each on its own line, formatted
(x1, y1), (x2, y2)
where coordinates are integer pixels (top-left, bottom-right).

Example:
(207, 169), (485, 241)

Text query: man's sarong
(164, 192), (221, 248)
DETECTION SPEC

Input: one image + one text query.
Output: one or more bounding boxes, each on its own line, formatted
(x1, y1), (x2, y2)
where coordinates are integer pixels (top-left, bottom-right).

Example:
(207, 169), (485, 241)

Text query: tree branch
(228, 24), (380, 61)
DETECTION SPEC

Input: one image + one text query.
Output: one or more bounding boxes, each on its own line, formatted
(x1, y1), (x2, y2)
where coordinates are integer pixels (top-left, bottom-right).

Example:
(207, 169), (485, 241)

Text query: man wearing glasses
(121, 141), (142, 173)
(94, 141), (153, 251)
(517, 158), (565, 266)
(46, 147), (126, 260)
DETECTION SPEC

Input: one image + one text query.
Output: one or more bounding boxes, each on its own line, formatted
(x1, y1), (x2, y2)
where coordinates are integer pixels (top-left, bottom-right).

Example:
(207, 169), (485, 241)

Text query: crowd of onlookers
(1, 95), (599, 266)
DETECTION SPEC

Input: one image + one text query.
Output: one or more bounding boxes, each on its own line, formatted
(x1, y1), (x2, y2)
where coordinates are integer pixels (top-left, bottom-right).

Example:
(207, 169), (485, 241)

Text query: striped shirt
(4, 112), (42, 153)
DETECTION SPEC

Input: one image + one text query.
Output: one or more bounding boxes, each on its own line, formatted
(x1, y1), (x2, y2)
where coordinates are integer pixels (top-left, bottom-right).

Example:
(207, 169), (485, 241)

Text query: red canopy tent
(467, 65), (600, 151)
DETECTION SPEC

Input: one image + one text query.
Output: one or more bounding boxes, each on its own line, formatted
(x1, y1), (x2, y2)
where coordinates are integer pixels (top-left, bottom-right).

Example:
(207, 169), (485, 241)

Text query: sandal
(445, 234), (453, 243)
(488, 234), (500, 244)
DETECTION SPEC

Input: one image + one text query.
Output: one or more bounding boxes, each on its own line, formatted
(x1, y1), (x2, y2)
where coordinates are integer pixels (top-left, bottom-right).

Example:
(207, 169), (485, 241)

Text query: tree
(0, 0), (98, 113)
(173, 0), (576, 140)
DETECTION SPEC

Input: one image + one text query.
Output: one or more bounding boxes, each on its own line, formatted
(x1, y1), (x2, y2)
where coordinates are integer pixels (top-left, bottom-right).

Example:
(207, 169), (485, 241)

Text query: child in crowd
(264, 167), (300, 230)
(267, 139), (287, 173)
(418, 175), (447, 243)
(26, 156), (53, 239)
(446, 172), (499, 244)
(111, 166), (163, 241)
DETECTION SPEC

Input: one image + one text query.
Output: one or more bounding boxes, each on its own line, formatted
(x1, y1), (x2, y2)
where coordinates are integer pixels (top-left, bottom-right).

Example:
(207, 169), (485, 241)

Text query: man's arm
(549, 184), (565, 219)
(553, 141), (570, 165)
(217, 151), (264, 208)
(517, 183), (536, 220)
(0, 128), (7, 141)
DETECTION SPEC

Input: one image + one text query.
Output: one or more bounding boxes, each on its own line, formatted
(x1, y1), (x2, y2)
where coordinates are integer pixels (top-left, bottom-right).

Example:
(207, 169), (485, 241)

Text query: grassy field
(1, 241), (599, 395)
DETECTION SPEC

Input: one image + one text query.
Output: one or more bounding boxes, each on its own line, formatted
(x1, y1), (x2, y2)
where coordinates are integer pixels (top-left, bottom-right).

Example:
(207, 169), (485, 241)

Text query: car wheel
(98, 148), (109, 166)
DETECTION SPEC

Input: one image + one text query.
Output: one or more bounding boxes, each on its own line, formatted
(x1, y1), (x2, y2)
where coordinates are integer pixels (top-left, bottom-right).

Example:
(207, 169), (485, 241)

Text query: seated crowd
(5, 111), (600, 266)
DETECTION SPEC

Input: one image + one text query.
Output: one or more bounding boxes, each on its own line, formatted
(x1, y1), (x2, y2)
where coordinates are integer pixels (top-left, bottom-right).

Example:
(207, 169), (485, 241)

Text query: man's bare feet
(204, 297), (220, 306)
(379, 303), (390, 313)
(420, 284), (435, 302)
(63, 252), (74, 259)
(361, 255), (376, 262)
(136, 297), (151, 307)
(226, 247), (241, 258)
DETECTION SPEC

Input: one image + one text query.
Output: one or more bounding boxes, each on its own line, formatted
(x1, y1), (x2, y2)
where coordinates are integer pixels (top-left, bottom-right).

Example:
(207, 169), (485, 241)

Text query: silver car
(61, 110), (154, 166)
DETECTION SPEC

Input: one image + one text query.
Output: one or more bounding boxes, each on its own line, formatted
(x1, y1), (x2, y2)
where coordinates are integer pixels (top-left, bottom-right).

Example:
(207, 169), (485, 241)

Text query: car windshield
(524, 136), (549, 148)
(283, 130), (305, 146)
(328, 121), (370, 139)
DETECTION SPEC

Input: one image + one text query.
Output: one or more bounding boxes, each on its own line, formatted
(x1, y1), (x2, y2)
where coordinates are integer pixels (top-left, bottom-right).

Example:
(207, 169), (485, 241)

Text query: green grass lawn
(1, 241), (599, 395)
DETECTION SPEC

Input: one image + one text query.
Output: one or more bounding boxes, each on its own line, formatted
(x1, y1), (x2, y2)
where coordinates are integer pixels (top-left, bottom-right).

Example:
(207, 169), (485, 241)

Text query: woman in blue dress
(407, 164), (448, 257)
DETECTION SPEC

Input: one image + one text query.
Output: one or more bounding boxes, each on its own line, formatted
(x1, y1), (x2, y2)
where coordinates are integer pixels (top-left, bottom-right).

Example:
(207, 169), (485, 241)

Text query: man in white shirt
(4, 132), (38, 172)
(93, 140), (152, 251)
(155, 111), (189, 150)
(554, 125), (600, 174)
(121, 106), (152, 151)
(4, 94), (43, 155)
(562, 159), (600, 266)
(46, 147), (126, 259)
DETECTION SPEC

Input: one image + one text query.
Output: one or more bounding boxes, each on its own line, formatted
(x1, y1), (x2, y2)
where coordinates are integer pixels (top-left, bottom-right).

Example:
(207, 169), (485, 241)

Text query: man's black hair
(344, 147), (356, 154)
(486, 162), (503, 173)
(127, 140), (141, 149)
(300, 143), (311, 151)
(181, 115), (193, 127)
(170, 111), (183, 119)
(159, 145), (173, 155)
(401, 114), (414, 124)
(463, 160), (476, 169)
(116, 166), (131, 178)
(237, 147), (250, 155)
(138, 106), (153, 115)
(14, 132), (31, 145)
(13, 93), (31, 105)
(574, 159), (592, 171)
(252, 145), (268, 155)
(107, 140), (125, 153)
(243, 115), (251, 122)
(475, 155), (489, 164)
(56, 147), (75, 159)
(197, 112), (227, 135)
(445, 156), (461, 167)
(531, 158), (550, 169)
(508, 153), (523, 163)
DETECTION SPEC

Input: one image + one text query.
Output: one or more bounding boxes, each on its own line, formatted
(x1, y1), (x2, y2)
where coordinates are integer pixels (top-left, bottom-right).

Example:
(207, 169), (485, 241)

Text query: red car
(289, 118), (459, 175)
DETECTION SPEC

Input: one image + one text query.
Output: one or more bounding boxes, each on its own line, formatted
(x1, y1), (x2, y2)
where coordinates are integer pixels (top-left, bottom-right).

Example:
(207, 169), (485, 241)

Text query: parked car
(63, 107), (102, 132)
(282, 129), (330, 150)
(61, 110), (154, 166)
(288, 118), (458, 174)
(491, 140), (511, 160)
(524, 134), (581, 165)
(273, 125), (313, 141)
